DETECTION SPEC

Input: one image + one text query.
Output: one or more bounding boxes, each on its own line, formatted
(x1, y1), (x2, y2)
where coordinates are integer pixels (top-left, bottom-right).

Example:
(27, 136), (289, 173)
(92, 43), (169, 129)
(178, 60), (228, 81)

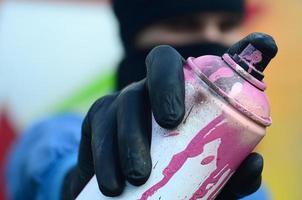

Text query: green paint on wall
(53, 71), (116, 114)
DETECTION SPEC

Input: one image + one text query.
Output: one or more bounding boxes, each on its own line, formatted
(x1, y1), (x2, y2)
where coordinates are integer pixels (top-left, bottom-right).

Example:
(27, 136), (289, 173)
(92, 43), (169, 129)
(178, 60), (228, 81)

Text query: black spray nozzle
(227, 33), (278, 78)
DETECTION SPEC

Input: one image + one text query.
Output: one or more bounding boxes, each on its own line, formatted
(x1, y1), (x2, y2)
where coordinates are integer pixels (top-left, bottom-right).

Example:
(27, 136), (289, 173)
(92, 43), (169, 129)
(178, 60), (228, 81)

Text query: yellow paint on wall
(245, 0), (302, 199)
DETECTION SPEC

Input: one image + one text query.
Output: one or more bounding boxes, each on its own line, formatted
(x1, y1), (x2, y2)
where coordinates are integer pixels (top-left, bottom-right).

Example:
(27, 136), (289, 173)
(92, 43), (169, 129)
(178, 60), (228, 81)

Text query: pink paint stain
(190, 166), (233, 200)
(166, 132), (180, 137)
(140, 114), (255, 200)
(239, 44), (263, 65)
(201, 156), (215, 165)
(208, 67), (234, 83)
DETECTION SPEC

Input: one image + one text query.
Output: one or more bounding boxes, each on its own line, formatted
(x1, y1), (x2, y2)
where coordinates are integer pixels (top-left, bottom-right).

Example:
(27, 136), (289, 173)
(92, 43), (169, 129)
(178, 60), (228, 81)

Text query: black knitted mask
(113, 0), (245, 89)
(113, 0), (245, 52)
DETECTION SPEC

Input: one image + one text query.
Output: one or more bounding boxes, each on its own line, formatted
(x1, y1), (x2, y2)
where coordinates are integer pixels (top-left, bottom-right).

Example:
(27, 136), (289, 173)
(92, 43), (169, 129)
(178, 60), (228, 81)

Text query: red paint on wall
(0, 108), (17, 200)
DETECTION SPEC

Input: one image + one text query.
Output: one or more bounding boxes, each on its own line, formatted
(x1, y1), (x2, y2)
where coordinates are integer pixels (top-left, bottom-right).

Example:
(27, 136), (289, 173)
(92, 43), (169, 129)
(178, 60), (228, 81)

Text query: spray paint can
(77, 33), (278, 200)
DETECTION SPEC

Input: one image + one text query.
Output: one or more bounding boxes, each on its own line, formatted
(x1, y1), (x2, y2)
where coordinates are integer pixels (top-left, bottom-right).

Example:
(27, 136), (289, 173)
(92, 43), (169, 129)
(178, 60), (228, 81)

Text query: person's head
(113, 0), (246, 89)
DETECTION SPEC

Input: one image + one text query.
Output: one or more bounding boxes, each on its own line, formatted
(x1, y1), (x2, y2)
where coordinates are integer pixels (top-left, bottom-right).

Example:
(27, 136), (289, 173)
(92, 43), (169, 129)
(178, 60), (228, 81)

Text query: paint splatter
(140, 114), (255, 200)
(201, 156), (215, 165)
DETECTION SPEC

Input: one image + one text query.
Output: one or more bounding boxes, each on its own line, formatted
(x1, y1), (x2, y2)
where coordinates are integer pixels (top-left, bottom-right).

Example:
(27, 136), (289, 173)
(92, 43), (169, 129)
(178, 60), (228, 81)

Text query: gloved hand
(62, 38), (268, 200)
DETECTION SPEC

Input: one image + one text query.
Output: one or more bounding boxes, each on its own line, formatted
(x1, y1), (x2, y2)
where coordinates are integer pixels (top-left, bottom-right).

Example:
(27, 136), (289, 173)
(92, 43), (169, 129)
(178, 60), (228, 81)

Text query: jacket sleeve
(5, 114), (83, 200)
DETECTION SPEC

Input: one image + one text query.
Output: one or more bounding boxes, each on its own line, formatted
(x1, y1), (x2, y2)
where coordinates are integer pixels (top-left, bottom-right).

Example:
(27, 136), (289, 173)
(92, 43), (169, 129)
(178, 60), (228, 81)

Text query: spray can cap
(227, 32), (278, 80)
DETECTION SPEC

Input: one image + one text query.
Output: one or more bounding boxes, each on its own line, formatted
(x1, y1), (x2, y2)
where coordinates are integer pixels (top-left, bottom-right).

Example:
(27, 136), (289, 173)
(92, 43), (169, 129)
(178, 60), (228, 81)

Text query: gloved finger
(216, 152), (263, 199)
(90, 94), (125, 197)
(66, 116), (95, 199)
(117, 80), (152, 186)
(146, 45), (186, 129)
(65, 96), (118, 199)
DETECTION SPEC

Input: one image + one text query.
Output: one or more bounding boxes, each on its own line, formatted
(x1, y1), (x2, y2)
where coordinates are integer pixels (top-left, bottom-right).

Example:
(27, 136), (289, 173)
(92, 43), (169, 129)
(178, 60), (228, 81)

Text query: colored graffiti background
(0, 0), (301, 199)
(245, 0), (302, 199)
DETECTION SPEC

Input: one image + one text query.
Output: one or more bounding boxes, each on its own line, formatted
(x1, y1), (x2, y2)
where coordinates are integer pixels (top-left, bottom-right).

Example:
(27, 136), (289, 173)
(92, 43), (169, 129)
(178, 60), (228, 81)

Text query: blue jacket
(6, 114), (270, 200)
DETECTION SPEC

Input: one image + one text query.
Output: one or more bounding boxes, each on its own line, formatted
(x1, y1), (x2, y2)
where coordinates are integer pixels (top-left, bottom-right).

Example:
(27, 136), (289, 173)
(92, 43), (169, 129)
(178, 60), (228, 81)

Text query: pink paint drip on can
(77, 33), (277, 200)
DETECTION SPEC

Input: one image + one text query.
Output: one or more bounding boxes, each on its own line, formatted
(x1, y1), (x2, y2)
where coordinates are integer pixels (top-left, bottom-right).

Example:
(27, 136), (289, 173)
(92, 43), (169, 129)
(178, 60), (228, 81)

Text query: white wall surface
(0, 1), (123, 128)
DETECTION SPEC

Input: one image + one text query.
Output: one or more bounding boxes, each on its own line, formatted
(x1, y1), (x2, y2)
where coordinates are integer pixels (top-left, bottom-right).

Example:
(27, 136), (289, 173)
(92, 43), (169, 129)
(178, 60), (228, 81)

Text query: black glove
(62, 45), (264, 200)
